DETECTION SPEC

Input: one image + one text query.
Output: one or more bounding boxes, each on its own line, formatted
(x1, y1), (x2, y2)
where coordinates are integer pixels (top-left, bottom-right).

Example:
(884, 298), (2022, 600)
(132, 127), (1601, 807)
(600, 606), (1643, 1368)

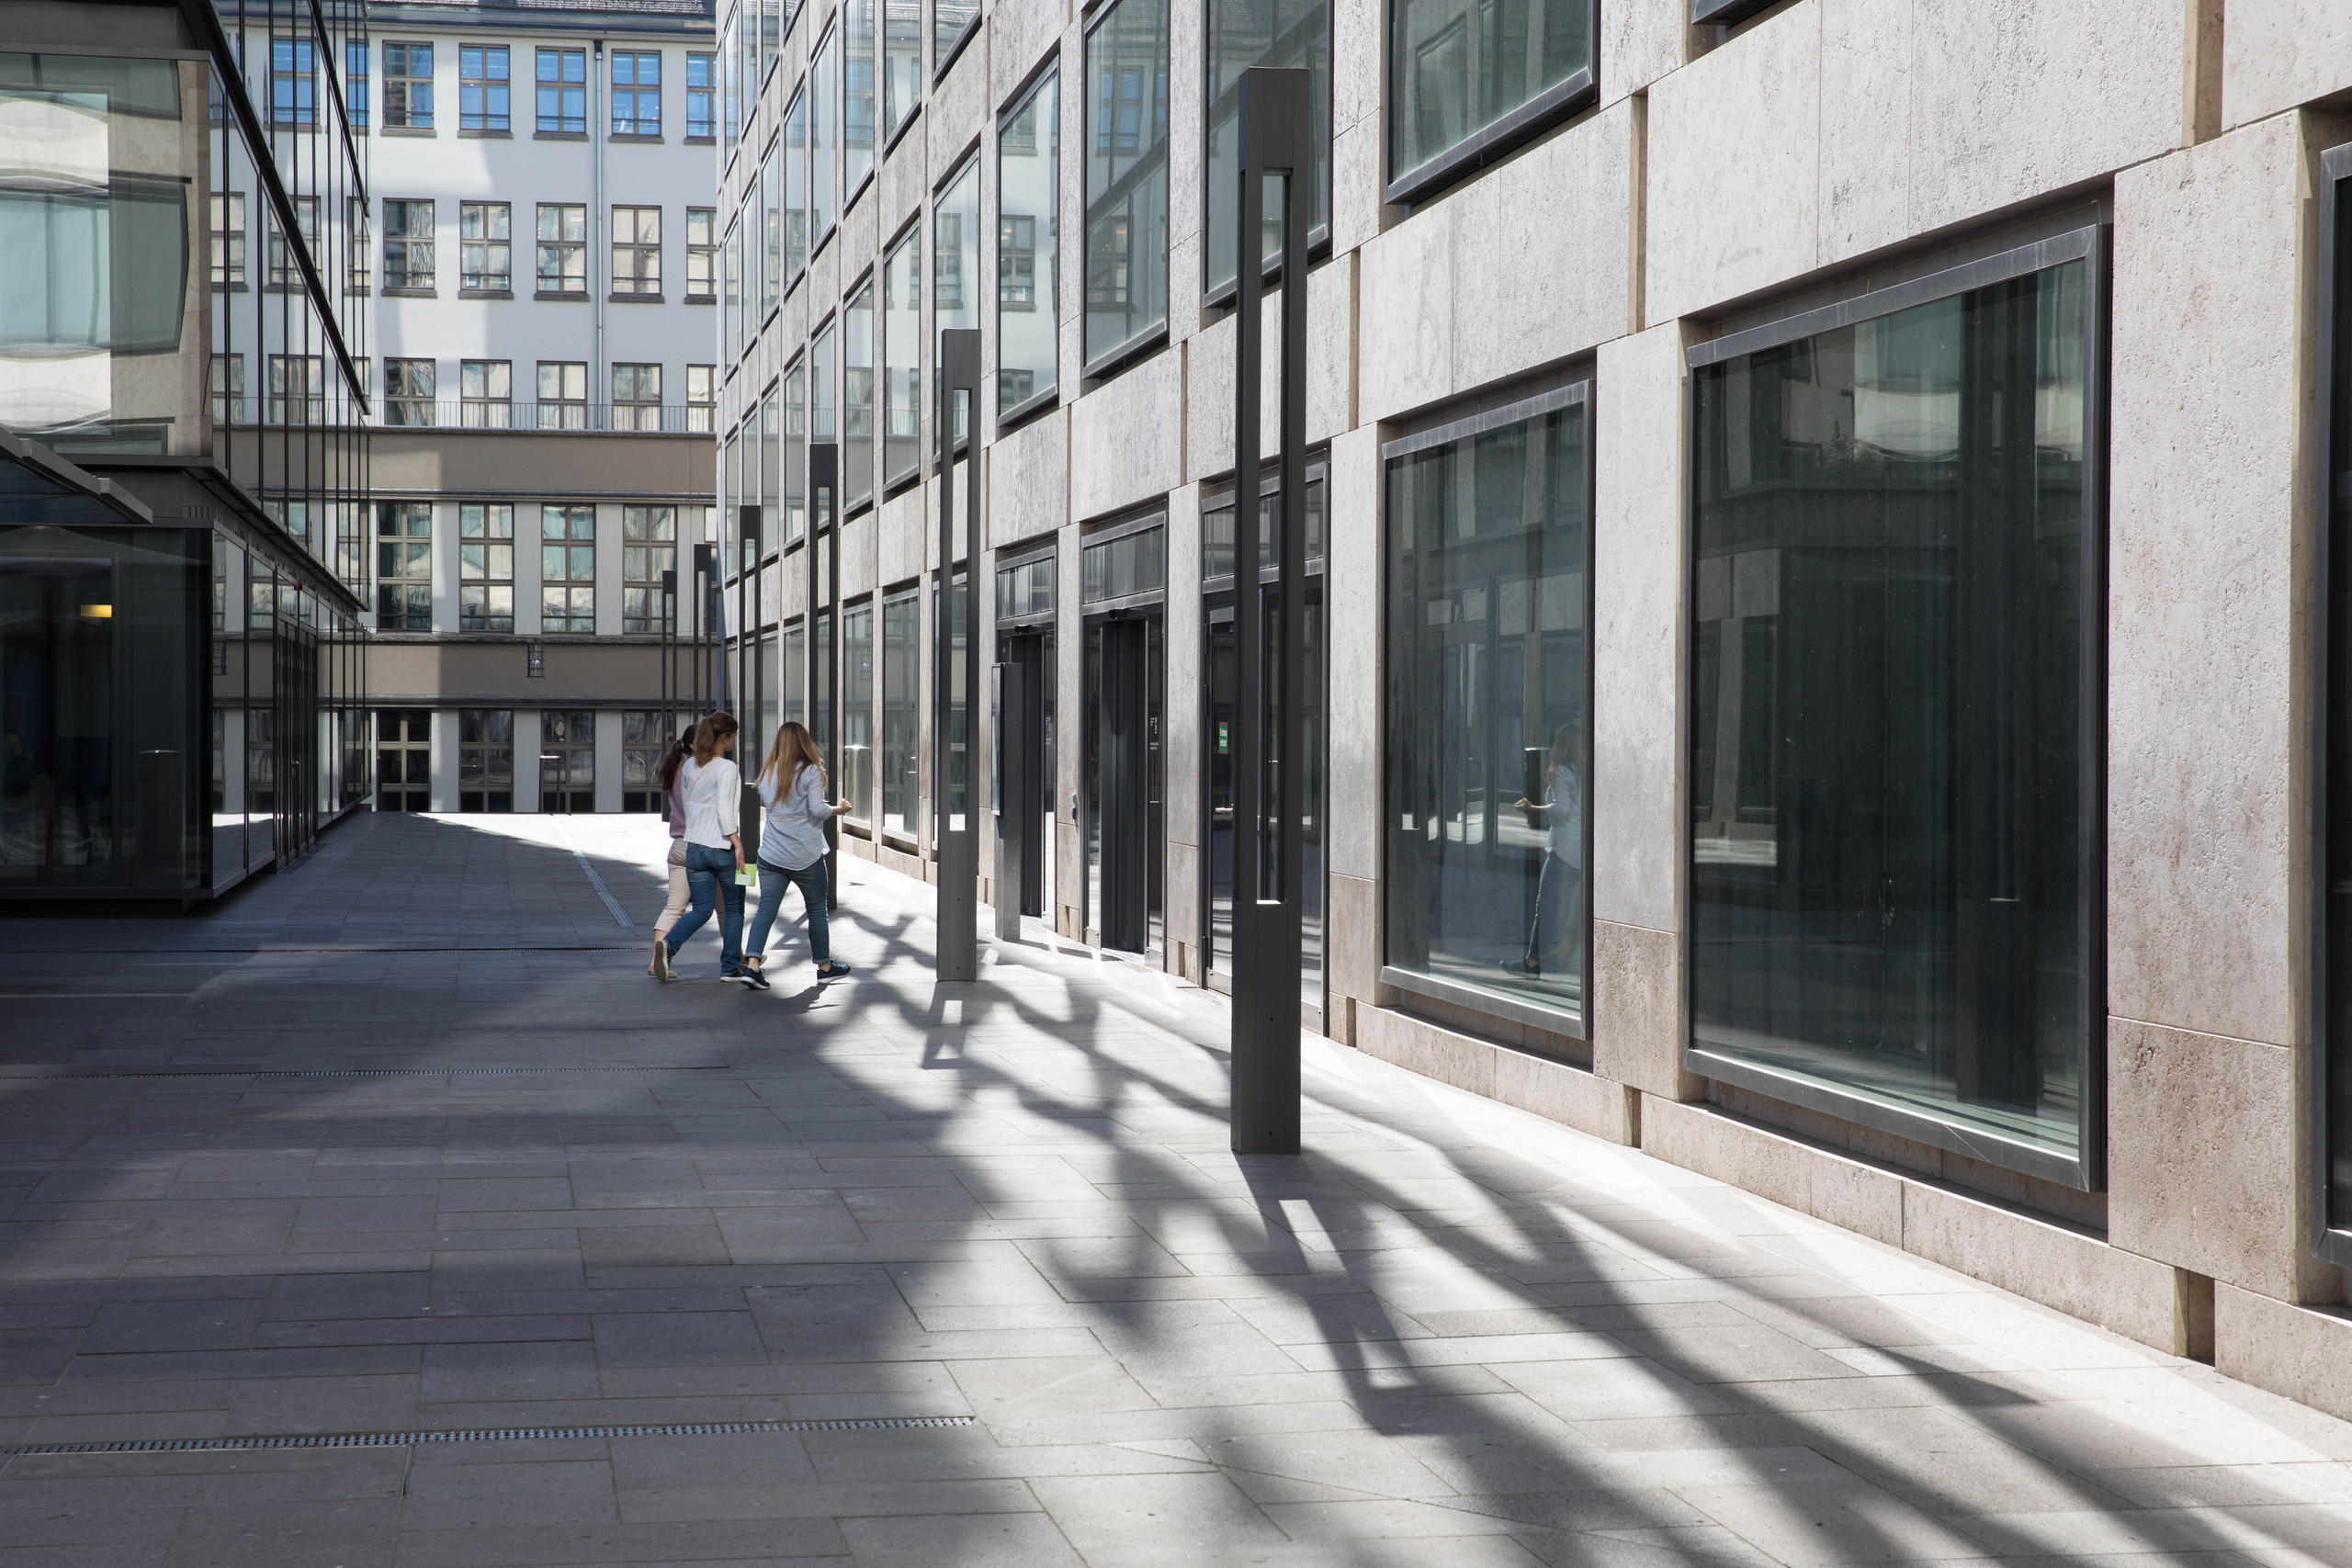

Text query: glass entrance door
(1084, 613), (1162, 959)
(1001, 629), (1056, 919)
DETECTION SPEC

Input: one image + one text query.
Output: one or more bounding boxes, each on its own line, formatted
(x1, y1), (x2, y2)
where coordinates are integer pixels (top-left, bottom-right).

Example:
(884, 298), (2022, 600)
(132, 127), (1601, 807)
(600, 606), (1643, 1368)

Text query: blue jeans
(1523, 854), (1585, 973)
(746, 857), (830, 967)
(667, 842), (744, 973)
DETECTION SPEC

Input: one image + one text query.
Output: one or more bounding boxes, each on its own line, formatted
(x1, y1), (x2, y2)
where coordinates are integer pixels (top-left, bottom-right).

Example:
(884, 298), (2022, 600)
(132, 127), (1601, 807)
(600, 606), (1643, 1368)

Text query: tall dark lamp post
(1229, 67), (1311, 1156)
(934, 329), (983, 981)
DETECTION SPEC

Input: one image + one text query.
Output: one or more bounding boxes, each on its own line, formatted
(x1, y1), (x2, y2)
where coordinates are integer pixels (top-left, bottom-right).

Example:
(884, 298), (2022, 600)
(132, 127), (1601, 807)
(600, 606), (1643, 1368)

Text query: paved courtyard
(0, 812), (2349, 1566)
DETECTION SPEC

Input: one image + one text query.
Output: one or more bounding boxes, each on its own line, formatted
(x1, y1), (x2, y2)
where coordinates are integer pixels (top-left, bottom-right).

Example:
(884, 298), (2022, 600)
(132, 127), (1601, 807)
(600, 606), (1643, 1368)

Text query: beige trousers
(652, 839), (690, 937)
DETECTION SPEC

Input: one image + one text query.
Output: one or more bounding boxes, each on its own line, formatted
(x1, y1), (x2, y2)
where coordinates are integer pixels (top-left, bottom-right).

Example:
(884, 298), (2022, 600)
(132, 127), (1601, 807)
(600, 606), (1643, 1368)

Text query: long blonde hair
(692, 711), (739, 765)
(758, 720), (826, 799)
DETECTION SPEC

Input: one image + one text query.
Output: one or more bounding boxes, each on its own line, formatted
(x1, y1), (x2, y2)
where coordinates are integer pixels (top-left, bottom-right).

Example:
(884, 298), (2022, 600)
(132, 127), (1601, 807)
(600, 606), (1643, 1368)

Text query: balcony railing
(215, 400), (717, 434)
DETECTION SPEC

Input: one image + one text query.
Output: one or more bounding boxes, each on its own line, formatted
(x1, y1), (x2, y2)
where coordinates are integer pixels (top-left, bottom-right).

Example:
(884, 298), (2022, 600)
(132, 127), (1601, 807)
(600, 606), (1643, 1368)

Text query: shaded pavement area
(0, 811), (2349, 1565)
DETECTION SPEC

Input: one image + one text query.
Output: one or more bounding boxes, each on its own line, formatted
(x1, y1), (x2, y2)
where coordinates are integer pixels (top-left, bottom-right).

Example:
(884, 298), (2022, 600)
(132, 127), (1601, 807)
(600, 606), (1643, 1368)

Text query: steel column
(1229, 67), (1312, 1156)
(934, 329), (984, 980)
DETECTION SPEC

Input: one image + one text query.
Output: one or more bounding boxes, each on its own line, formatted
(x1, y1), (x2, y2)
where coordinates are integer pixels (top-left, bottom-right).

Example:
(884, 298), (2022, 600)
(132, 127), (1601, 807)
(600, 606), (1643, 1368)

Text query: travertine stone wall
(718, 0), (2352, 1420)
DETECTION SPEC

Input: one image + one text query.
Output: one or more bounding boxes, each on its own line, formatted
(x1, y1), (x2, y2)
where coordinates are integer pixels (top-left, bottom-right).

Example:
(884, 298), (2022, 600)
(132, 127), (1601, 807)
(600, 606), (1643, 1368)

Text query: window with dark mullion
(1084, 0), (1170, 368)
(1205, 0), (1329, 295)
(537, 47), (586, 134)
(614, 50), (661, 135)
(461, 44), (510, 131)
(1387, 0), (1592, 197)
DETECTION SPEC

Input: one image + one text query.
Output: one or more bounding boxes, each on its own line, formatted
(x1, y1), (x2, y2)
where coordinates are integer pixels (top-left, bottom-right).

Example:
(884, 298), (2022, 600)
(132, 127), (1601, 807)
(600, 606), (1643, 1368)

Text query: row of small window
(718, 87), (1047, 512)
(376, 709), (684, 813)
(209, 355), (716, 433)
(726, 0), (1597, 402)
(206, 194), (716, 301)
(374, 502), (702, 634)
(250, 39), (714, 139)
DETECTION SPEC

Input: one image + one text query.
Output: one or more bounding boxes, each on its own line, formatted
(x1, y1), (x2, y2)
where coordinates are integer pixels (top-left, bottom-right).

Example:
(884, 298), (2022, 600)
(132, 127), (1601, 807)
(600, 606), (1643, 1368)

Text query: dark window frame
(2313, 142), (2352, 1268)
(1682, 222), (2111, 1192)
(1382, 0), (1599, 209)
(1080, 0), (1173, 380)
(1200, 0), (1333, 308)
(1377, 384), (1594, 1045)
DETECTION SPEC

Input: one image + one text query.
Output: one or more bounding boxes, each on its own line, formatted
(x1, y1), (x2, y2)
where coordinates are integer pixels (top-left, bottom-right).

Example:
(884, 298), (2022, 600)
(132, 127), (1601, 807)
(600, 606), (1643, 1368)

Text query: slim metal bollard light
(934, 329), (984, 981)
(809, 441), (841, 903)
(1230, 67), (1312, 1156)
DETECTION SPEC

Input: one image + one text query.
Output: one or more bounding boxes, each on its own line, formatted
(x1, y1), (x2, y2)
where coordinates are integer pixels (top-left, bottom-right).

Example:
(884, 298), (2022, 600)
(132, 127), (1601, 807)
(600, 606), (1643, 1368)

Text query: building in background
(1, 0), (370, 901)
(311, 0), (720, 813)
(712, 0), (2352, 1424)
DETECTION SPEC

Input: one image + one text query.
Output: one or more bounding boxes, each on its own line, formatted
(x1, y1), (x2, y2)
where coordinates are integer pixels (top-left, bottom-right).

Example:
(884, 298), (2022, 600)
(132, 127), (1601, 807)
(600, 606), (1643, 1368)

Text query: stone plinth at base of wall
(2215, 1284), (2352, 1425)
(1641, 1097), (2182, 1353)
(1355, 1004), (1636, 1145)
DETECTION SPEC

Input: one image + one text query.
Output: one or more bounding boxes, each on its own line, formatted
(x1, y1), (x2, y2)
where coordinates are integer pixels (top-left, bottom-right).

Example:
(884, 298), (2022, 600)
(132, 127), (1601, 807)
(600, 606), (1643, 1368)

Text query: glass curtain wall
(883, 224), (921, 487)
(1384, 387), (1590, 1040)
(762, 137), (781, 315)
(1083, 0), (1170, 369)
(1204, 0), (1329, 295)
(881, 587), (919, 836)
(998, 70), (1058, 419)
(1387, 0), (1593, 195)
(783, 360), (804, 546)
(1688, 239), (2098, 1175)
(784, 86), (808, 287)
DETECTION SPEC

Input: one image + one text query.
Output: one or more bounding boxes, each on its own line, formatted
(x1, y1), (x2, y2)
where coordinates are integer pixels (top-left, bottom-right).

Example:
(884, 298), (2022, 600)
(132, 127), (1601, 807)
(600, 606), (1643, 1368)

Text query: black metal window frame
(994, 539), (1057, 630)
(996, 57), (1063, 433)
(1690, 0), (1781, 26)
(1382, 0), (1598, 209)
(2312, 142), (2352, 1268)
(1199, 0), (1333, 308)
(1681, 222), (2110, 1191)
(1079, 505), (1169, 615)
(1079, 0), (1173, 381)
(1201, 455), (1329, 590)
(1375, 379), (1595, 1044)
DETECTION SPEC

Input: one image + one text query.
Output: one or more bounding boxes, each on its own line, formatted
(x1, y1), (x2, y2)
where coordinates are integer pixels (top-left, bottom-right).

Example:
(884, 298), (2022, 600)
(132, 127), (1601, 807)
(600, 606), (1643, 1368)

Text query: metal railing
(216, 400), (716, 434)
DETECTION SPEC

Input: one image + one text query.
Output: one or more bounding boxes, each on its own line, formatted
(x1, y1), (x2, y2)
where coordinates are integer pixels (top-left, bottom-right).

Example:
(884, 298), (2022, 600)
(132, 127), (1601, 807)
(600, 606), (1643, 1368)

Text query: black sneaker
(741, 964), (771, 990)
(815, 962), (853, 981)
(722, 968), (756, 987)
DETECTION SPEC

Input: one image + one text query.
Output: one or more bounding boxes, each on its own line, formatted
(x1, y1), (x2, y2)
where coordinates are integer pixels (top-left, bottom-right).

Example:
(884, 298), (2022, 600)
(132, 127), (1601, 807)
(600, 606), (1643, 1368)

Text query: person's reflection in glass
(1508, 724), (1583, 979)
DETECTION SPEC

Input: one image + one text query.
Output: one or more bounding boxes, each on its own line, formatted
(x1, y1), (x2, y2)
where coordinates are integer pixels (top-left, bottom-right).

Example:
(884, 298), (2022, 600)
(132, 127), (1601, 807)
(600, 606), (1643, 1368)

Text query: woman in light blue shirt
(741, 721), (854, 989)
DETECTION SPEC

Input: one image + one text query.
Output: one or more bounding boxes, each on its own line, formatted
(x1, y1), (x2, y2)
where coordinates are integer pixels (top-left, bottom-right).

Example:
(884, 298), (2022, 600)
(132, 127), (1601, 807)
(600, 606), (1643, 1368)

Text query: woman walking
(647, 724), (697, 979)
(656, 712), (750, 983)
(1509, 725), (1585, 981)
(740, 721), (854, 988)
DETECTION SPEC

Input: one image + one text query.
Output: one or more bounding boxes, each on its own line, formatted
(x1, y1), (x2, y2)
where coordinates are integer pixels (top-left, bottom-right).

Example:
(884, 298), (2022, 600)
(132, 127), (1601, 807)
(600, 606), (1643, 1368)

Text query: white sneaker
(651, 941), (676, 981)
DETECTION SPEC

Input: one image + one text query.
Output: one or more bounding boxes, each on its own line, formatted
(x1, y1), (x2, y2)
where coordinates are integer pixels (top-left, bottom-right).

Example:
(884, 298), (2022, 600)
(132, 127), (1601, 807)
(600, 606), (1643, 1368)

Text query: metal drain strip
(0, 1415), (976, 1457)
(0, 1066), (729, 1081)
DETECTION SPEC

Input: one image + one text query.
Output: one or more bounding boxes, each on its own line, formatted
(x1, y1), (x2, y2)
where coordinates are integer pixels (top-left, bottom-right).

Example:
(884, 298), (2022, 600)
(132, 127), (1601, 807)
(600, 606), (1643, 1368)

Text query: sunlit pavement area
(1, 815), (2350, 1566)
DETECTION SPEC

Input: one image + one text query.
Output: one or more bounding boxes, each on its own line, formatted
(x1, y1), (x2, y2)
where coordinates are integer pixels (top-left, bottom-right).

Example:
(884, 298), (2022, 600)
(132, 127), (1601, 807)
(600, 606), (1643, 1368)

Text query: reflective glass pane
(1083, 0), (1170, 367)
(1389, 0), (1590, 187)
(1205, 0), (1329, 293)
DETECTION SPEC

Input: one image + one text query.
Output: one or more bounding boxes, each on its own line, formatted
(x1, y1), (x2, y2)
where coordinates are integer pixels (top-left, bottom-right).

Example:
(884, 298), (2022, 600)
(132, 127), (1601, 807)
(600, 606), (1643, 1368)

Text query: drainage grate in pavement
(0, 1415), (977, 1457)
(0, 1066), (729, 1080)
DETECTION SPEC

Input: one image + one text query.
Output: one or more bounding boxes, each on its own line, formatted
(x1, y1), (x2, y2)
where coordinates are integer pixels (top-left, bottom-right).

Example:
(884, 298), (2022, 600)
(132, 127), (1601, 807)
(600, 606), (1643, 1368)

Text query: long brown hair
(692, 711), (739, 765)
(656, 724), (695, 793)
(758, 720), (825, 800)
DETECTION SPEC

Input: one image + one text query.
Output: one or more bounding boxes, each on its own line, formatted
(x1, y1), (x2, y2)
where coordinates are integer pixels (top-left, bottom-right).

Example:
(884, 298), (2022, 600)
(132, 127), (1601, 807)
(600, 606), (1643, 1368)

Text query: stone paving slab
(0, 811), (2348, 1564)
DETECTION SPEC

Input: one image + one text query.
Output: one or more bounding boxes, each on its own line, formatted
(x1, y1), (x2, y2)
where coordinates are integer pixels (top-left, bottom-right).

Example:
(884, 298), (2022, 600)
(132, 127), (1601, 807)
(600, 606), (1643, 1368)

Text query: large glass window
(845, 276), (876, 509)
(935, 158), (978, 443)
(386, 357), (435, 426)
(625, 506), (676, 633)
(687, 51), (715, 138)
(784, 88), (808, 287)
(537, 202), (586, 295)
(845, 0), (876, 193)
(1388, 0), (1592, 197)
(723, 217), (741, 354)
(883, 0), (921, 143)
(378, 502), (434, 630)
(998, 70), (1058, 418)
(936, 0), (978, 66)
(540, 503), (596, 632)
(763, 138), (782, 314)
(1688, 237), (2098, 1175)
(383, 42), (432, 130)
(810, 29), (839, 246)
(1084, 0), (1170, 369)
(460, 502), (514, 631)
(843, 600), (876, 825)
(612, 50), (660, 136)
(883, 224), (921, 488)
(461, 359), (511, 427)
(536, 47), (586, 135)
(613, 206), (661, 296)
(1385, 386), (1589, 1040)
(881, 588), (920, 836)
(384, 198), (434, 289)
(347, 41), (370, 128)
(722, 6), (740, 156)
(2319, 146), (2352, 1254)
(461, 44), (510, 132)
(1205, 0), (1329, 296)
(270, 39), (315, 127)
(460, 201), (511, 291)
(687, 207), (717, 300)
(459, 709), (514, 811)
(377, 710), (430, 812)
